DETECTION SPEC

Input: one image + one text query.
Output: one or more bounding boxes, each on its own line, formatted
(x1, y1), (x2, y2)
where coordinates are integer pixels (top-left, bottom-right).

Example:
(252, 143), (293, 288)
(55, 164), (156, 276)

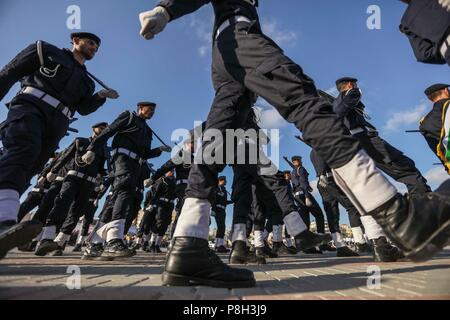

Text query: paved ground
(0, 247), (449, 300)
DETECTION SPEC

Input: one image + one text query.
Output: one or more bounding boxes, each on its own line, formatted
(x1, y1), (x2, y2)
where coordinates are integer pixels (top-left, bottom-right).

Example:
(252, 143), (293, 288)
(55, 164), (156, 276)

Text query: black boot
(82, 243), (114, 261)
(371, 236), (400, 262)
(72, 243), (82, 252)
(272, 242), (297, 255)
(356, 242), (373, 254)
(319, 243), (337, 252)
(35, 239), (59, 256)
(337, 246), (360, 257)
(18, 240), (38, 252)
(162, 237), (256, 288)
(302, 247), (323, 254)
(101, 239), (136, 258)
(370, 193), (450, 262)
(216, 246), (230, 253)
(295, 230), (332, 252)
(52, 245), (64, 256)
(0, 220), (42, 259)
(142, 241), (149, 251)
(229, 241), (266, 265)
(256, 242), (278, 258)
(148, 242), (156, 253)
(154, 245), (162, 253)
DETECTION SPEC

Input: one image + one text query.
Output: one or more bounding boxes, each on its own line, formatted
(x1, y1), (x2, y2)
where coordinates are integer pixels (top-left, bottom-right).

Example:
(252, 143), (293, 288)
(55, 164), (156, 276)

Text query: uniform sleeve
(334, 89), (362, 119)
(152, 159), (176, 181)
(151, 180), (164, 204)
(76, 94), (107, 116)
(51, 140), (77, 174)
(158, 0), (211, 21)
(88, 111), (131, 151)
(0, 43), (40, 101)
(298, 167), (311, 192)
(438, 104), (450, 171)
(144, 147), (163, 160)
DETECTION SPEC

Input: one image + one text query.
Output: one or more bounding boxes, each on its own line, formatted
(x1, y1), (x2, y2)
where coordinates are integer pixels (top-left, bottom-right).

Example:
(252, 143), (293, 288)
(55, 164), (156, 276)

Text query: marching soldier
(82, 102), (171, 258)
(35, 122), (109, 256)
(0, 32), (118, 258)
(139, 0), (450, 288)
(420, 84), (450, 173)
(212, 176), (232, 253)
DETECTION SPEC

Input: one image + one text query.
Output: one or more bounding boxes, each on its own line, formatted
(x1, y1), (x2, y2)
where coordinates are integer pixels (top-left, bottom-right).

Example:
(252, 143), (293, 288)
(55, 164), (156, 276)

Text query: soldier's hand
(144, 178), (154, 188)
(37, 176), (46, 187)
(98, 89), (119, 99)
(93, 199), (99, 208)
(139, 6), (170, 40)
(439, 0), (450, 11)
(159, 145), (172, 153)
(82, 151), (96, 164)
(305, 197), (313, 208)
(46, 172), (56, 182)
(318, 175), (328, 189)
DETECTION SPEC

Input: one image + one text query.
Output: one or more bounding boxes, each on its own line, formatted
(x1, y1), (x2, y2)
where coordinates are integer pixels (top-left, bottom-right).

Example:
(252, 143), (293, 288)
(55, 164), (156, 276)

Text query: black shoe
(295, 230), (331, 252)
(0, 220), (42, 259)
(52, 246), (64, 256)
(215, 246), (230, 253)
(370, 193), (450, 262)
(131, 242), (141, 251)
(162, 237), (256, 288)
(18, 240), (38, 252)
(82, 244), (115, 261)
(72, 244), (82, 252)
(142, 241), (149, 251)
(101, 239), (136, 258)
(302, 247), (323, 254)
(256, 245), (278, 258)
(35, 239), (59, 256)
(356, 242), (373, 254)
(371, 237), (400, 262)
(154, 245), (162, 253)
(319, 243), (337, 252)
(229, 241), (266, 265)
(148, 242), (156, 253)
(337, 246), (360, 257)
(272, 242), (298, 255)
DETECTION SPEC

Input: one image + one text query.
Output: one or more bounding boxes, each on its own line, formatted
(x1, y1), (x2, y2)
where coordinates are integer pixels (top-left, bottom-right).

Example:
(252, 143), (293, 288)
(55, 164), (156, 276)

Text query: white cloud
(261, 19), (297, 47)
(254, 98), (287, 129)
(189, 16), (213, 57)
(383, 101), (428, 133)
(424, 166), (449, 188)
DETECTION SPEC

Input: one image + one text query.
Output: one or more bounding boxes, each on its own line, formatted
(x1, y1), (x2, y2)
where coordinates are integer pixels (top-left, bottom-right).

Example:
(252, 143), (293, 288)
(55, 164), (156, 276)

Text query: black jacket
(152, 150), (193, 182)
(213, 185), (232, 211)
(400, 0), (450, 64)
(152, 176), (177, 206)
(310, 149), (331, 177)
(0, 41), (106, 115)
(420, 99), (450, 158)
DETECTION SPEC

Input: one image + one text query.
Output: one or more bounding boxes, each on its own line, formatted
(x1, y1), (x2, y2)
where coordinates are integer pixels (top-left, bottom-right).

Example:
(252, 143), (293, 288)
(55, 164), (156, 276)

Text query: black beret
(137, 101), (157, 107)
(424, 84), (450, 96)
(71, 32), (101, 46)
(291, 156), (302, 161)
(336, 77), (358, 86)
(218, 176), (227, 181)
(92, 122), (108, 129)
(283, 170), (291, 175)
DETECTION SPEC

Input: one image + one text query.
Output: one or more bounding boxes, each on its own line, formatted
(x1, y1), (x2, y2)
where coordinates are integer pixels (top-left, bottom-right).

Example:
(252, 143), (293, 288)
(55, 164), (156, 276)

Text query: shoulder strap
(36, 41), (45, 67)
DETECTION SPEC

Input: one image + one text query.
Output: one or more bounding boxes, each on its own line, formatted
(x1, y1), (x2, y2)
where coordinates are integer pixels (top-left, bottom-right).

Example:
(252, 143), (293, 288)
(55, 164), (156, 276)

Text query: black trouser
(99, 194), (116, 223)
(33, 181), (63, 224)
(124, 191), (144, 235)
(213, 208), (226, 239)
(80, 200), (97, 237)
(17, 191), (43, 222)
(152, 202), (174, 237)
(294, 193), (325, 234)
(185, 22), (360, 204)
(47, 175), (95, 233)
(170, 184), (187, 239)
(0, 103), (68, 195)
(137, 208), (155, 237)
(357, 133), (430, 195)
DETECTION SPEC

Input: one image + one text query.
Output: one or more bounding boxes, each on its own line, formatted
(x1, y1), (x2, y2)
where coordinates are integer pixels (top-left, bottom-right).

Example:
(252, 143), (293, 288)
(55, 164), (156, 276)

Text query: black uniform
(290, 165), (325, 234)
(158, 0), (361, 205)
(310, 149), (362, 232)
(87, 111), (163, 233)
(17, 182), (50, 223)
(45, 137), (108, 235)
(149, 176), (176, 237)
(212, 184), (231, 239)
(0, 41), (106, 195)
(420, 98), (450, 172)
(400, 0), (450, 66)
(333, 88), (431, 195)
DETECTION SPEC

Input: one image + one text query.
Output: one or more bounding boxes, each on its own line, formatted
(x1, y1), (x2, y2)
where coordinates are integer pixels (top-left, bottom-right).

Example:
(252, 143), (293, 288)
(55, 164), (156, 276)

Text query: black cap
(424, 84), (450, 96)
(137, 101), (156, 107)
(70, 32), (101, 47)
(218, 176), (227, 181)
(283, 170), (291, 175)
(92, 122), (108, 129)
(336, 77), (358, 86)
(291, 156), (302, 161)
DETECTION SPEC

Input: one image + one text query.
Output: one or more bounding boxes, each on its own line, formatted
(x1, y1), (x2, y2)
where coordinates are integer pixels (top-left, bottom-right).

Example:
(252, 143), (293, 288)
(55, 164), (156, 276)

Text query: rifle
(405, 130), (421, 133)
(283, 156), (295, 170)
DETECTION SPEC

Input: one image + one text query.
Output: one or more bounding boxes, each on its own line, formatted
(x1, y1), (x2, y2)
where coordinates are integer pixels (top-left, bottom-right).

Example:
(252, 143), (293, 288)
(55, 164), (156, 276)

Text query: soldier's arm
(0, 43), (40, 101)
(151, 180), (164, 205)
(76, 94), (107, 116)
(152, 159), (176, 181)
(144, 147), (163, 160)
(334, 88), (362, 118)
(158, 0), (211, 21)
(88, 111), (132, 152)
(50, 140), (77, 174)
(283, 156), (296, 170)
(299, 168), (311, 193)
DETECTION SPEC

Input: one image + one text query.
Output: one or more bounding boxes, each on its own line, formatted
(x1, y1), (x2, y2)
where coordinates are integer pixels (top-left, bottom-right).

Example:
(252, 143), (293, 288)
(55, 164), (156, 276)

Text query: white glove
(160, 145), (172, 153)
(46, 172), (56, 182)
(37, 176), (46, 187)
(305, 197), (313, 207)
(82, 151), (96, 164)
(144, 178), (154, 188)
(98, 89), (119, 99)
(439, 0), (450, 11)
(93, 199), (99, 208)
(318, 175), (328, 188)
(139, 6), (170, 40)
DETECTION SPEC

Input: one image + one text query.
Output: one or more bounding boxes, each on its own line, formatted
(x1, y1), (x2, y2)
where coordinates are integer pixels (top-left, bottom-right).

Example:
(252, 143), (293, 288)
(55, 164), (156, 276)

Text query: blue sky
(1, 0), (449, 228)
